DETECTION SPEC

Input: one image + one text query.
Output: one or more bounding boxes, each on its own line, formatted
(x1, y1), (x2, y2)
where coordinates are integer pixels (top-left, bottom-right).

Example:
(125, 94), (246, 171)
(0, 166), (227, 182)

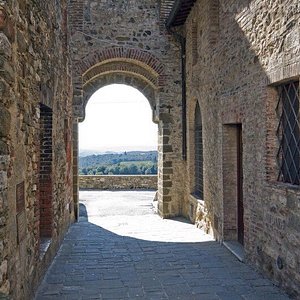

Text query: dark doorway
(223, 123), (245, 248)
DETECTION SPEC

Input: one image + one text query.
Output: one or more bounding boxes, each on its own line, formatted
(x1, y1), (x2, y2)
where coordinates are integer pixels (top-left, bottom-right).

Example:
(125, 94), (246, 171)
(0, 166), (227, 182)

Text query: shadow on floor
(34, 203), (290, 300)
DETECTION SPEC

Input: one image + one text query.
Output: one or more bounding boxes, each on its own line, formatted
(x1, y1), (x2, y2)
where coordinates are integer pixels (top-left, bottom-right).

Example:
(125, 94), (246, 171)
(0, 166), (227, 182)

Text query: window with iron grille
(195, 102), (204, 198)
(276, 81), (300, 185)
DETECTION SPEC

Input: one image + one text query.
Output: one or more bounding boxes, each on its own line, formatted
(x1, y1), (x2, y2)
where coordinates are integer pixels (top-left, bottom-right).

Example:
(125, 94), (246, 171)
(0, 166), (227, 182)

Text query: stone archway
(72, 46), (177, 220)
(82, 73), (158, 123)
(72, 47), (165, 121)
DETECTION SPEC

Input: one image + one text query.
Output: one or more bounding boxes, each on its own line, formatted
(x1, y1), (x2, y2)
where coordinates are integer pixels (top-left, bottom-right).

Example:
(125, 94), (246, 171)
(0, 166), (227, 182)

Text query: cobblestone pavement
(35, 191), (290, 300)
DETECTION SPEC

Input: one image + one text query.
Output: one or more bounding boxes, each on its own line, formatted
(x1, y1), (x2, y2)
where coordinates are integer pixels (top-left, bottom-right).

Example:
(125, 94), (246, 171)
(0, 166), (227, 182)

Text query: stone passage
(35, 191), (289, 300)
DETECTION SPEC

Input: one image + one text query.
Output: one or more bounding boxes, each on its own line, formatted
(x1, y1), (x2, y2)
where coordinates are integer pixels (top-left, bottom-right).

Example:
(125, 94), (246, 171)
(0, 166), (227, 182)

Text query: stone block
(159, 113), (172, 123)
(0, 280), (10, 296)
(0, 143), (8, 155)
(16, 29), (28, 53)
(0, 260), (7, 282)
(0, 172), (7, 189)
(287, 213), (300, 231)
(286, 193), (297, 210)
(0, 107), (10, 138)
(0, 33), (11, 58)
(0, 80), (7, 97)
(0, 156), (9, 170)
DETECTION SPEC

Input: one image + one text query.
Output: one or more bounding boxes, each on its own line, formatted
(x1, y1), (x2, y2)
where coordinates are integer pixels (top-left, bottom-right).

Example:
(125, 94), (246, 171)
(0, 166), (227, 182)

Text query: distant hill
(79, 151), (158, 175)
(79, 150), (118, 157)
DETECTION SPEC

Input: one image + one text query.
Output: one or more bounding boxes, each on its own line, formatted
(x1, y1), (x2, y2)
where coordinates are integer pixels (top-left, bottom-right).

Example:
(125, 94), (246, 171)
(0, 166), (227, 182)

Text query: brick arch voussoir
(77, 47), (165, 86)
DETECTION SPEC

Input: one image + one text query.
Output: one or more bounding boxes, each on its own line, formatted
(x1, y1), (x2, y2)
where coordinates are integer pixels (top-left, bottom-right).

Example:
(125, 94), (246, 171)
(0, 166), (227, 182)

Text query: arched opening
(72, 49), (178, 219)
(78, 83), (158, 188)
(194, 101), (204, 199)
(187, 99), (208, 231)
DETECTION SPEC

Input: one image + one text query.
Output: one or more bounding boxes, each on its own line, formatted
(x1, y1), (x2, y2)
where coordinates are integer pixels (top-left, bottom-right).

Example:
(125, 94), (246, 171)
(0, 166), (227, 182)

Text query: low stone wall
(79, 175), (158, 190)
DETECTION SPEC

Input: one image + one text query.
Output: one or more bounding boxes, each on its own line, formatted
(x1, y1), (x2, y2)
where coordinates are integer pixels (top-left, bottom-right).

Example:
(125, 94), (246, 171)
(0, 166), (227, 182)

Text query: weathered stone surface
(0, 173), (7, 190)
(79, 175), (157, 190)
(70, 0), (183, 219)
(0, 1), (74, 299)
(0, 33), (11, 57)
(0, 260), (8, 295)
(0, 8), (6, 30)
(0, 156), (9, 172)
(0, 143), (8, 155)
(0, 80), (7, 97)
(182, 0), (300, 297)
(0, 107), (10, 138)
(0, 0), (298, 299)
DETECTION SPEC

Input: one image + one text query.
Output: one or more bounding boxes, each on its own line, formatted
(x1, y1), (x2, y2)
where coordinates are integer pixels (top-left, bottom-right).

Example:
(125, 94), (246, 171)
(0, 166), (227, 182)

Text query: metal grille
(195, 102), (204, 198)
(276, 81), (300, 185)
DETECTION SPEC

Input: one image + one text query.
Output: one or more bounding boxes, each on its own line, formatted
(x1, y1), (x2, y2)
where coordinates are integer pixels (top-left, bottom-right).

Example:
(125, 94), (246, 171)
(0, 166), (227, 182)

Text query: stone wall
(0, 1), (74, 299)
(183, 0), (300, 297)
(69, 0), (185, 218)
(1, 0), (297, 298)
(79, 175), (157, 190)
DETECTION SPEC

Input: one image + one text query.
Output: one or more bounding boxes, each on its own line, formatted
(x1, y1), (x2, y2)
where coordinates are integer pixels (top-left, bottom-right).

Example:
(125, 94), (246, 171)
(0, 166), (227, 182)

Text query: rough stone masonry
(181, 0), (300, 298)
(69, 0), (184, 219)
(0, 1), (74, 299)
(0, 0), (300, 299)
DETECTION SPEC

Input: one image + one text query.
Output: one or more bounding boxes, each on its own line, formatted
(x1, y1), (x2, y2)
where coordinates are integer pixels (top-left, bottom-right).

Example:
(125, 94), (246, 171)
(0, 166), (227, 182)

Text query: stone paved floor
(35, 191), (290, 300)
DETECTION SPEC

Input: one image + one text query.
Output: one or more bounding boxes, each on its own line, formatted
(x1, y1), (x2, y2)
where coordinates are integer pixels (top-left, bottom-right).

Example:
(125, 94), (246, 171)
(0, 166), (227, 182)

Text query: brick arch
(74, 47), (165, 121)
(82, 72), (158, 123)
(83, 60), (158, 88)
(77, 47), (165, 80)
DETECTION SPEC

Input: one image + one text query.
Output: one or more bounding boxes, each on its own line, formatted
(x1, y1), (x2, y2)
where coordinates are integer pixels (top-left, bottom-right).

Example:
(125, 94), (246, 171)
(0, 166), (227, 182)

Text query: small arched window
(194, 101), (203, 199)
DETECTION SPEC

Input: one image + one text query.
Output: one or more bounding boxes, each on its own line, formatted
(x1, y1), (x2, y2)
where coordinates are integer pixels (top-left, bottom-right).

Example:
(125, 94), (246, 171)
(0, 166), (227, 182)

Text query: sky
(79, 84), (158, 154)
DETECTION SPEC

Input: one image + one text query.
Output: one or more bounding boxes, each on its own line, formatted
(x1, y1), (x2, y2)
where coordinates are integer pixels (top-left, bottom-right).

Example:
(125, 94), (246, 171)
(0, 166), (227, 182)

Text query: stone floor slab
(35, 191), (291, 300)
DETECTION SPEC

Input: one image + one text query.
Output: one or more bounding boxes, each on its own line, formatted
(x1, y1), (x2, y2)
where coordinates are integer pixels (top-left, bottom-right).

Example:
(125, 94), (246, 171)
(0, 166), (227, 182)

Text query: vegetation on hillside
(79, 151), (158, 175)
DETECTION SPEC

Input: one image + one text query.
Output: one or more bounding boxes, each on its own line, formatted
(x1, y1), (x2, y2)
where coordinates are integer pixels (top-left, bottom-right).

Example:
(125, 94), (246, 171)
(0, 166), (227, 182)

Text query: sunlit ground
(79, 190), (214, 243)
